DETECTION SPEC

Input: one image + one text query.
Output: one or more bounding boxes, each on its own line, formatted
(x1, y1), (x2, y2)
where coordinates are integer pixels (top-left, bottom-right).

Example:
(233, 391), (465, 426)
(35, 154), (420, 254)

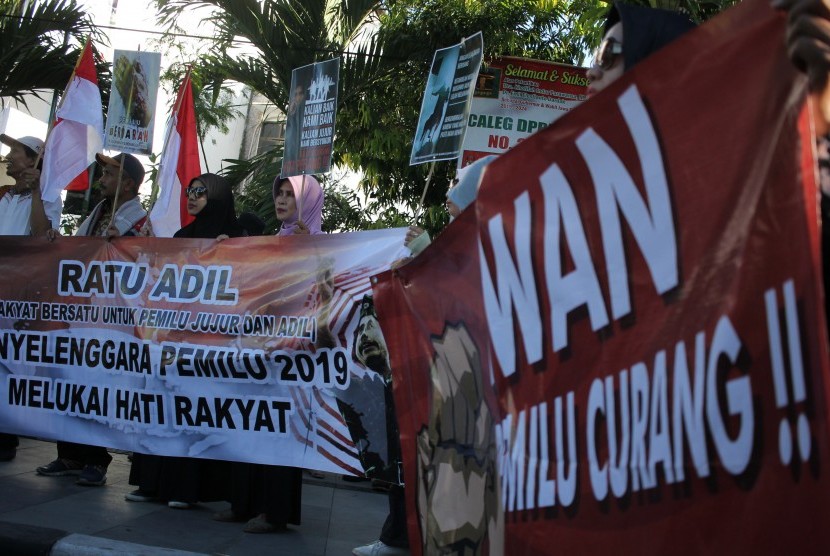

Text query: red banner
(373, 1), (830, 554)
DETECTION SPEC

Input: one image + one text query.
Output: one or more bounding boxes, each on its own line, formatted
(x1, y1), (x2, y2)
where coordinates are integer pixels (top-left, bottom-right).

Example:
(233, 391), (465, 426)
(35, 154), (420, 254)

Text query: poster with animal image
(410, 32), (483, 165)
(104, 50), (161, 155)
(281, 58), (340, 178)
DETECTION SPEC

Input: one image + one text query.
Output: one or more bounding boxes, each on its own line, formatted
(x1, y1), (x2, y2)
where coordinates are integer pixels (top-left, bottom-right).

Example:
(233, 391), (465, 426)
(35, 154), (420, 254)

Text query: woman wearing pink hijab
(273, 174), (324, 235)
(213, 173), (325, 533)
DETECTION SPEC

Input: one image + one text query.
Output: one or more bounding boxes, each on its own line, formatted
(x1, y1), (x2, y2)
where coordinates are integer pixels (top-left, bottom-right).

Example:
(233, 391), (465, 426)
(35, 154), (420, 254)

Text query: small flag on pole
(150, 69), (201, 237)
(41, 39), (104, 202)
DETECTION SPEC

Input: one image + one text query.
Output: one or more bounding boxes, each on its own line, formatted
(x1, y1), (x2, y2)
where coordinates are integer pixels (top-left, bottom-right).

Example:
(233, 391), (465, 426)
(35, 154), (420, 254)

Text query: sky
(50, 1), (257, 186)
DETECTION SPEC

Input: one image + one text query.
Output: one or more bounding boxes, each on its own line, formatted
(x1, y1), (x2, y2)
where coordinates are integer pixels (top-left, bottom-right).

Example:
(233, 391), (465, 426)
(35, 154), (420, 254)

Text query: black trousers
(379, 483), (408, 548)
(0, 433), (18, 450)
(57, 441), (112, 467)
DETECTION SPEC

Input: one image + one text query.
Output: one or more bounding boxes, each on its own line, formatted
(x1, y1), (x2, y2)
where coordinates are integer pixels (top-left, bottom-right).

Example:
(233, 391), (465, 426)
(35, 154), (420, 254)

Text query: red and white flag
(41, 40), (104, 202)
(149, 70), (200, 237)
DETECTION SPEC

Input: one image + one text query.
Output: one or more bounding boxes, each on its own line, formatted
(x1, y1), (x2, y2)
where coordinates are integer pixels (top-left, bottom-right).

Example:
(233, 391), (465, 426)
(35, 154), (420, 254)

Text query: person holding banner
(391, 3), (830, 555)
(43, 152), (148, 240)
(446, 155), (496, 222)
(274, 175), (324, 236)
(587, 1), (830, 107)
(776, 0), (830, 113)
(81, 153), (147, 237)
(350, 296), (409, 556)
(238, 211), (266, 237)
(172, 173), (245, 239)
(127, 172), (243, 508)
(0, 133), (58, 461)
(585, 0), (830, 335)
(210, 174), (326, 533)
(774, 0), (830, 342)
(353, 152), (497, 556)
(37, 152), (147, 486)
(403, 155), (496, 263)
(397, 7), (700, 555)
(585, 2), (695, 98)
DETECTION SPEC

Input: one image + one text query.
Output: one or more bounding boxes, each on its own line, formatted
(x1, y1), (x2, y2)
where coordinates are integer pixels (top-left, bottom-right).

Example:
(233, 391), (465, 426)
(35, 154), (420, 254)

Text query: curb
(0, 521), (66, 555)
(51, 534), (205, 555)
(0, 522), (206, 556)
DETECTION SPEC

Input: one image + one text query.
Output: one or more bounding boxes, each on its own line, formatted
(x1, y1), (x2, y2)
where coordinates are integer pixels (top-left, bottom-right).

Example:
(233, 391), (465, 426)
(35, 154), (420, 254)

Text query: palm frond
(0, 0), (99, 105)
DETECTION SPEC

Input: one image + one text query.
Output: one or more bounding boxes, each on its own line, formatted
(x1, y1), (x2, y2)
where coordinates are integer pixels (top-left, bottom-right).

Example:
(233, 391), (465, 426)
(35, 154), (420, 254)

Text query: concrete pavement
(0, 438), (389, 555)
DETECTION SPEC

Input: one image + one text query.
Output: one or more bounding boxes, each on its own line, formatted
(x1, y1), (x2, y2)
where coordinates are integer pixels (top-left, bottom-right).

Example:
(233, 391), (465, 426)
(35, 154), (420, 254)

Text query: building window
(257, 121), (285, 155)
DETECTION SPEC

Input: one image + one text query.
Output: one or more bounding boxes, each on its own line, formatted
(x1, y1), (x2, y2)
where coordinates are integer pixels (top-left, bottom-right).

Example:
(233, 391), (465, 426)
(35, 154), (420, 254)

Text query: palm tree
(155, 0), (388, 232)
(0, 0), (99, 106)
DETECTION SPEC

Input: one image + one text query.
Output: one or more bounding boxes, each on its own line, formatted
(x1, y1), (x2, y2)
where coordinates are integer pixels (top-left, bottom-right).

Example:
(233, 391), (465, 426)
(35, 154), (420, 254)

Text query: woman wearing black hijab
(586, 2), (696, 98)
(126, 173), (243, 509)
(174, 173), (245, 239)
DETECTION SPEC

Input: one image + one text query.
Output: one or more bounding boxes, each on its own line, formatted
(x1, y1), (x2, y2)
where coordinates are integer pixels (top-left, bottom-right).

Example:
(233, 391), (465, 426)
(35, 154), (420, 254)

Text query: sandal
(243, 515), (287, 534)
(213, 508), (247, 523)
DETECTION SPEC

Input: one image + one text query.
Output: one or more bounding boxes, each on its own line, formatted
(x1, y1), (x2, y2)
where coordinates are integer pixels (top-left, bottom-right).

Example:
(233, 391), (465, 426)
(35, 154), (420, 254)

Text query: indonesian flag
(149, 70), (200, 237)
(41, 40), (104, 202)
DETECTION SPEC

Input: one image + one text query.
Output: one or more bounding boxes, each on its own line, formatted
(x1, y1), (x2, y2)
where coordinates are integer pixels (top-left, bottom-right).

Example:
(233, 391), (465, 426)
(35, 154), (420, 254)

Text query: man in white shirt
(75, 152), (147, 237)
(0, 134), (62, 236)
(38, 151), (147, 487)
(0, 134), (61, 461)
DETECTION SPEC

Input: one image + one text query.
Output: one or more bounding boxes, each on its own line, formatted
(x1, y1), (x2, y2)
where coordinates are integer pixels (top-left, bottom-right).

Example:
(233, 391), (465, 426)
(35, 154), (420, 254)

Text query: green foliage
(155, 0), (389, 230)
(150, 26), (245, 144)
(155, 0), (739, 237)
(160, 64), (245, 143)
(156, 0), (382, 110)
(0, 0), (101, 106)
(335, 0), (611, 236)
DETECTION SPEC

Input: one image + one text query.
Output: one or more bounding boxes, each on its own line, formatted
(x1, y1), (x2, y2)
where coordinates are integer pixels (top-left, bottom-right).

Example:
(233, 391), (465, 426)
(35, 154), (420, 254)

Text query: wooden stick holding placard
(412, 161), (436, 223)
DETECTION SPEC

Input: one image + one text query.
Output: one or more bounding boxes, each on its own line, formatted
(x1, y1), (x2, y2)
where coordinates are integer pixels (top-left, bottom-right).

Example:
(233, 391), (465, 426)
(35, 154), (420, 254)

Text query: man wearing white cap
(0, 134), (61, 462)
(0, 134), (62, 236)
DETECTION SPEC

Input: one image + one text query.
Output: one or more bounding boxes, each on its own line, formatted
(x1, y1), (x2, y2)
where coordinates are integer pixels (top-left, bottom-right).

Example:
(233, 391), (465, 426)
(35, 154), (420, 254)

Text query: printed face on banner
(0, 229), (409, 483)
(460, 57), (588, 167)
(281, 58), (340, 178)
(104, 50), (161, 155)
(353, 297), (390, 373)
(410, 32), (484, 166)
